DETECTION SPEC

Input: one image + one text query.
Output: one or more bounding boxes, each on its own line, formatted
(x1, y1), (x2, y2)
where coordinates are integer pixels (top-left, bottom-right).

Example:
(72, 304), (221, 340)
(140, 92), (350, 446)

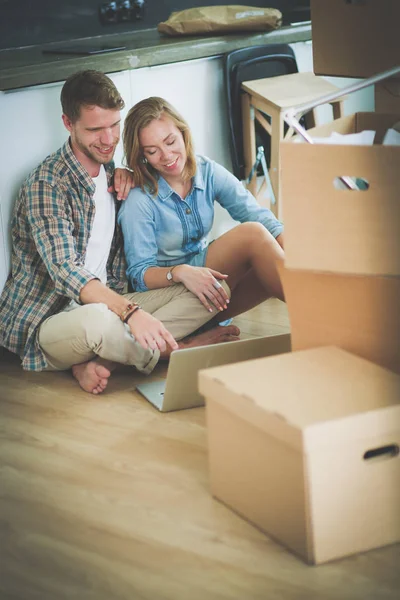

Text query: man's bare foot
(72, 360), (112, 395)
(159, 324), (240, 360)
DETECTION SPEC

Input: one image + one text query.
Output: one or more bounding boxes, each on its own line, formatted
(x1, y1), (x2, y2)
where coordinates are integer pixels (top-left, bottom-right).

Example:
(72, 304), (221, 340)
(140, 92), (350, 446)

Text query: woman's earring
(142, 157), (147, 164)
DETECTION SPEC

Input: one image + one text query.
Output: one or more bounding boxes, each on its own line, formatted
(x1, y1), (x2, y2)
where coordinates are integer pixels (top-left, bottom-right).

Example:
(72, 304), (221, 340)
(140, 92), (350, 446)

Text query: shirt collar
(193, 165), (205, 191)
(61, 139), (115, 194)
(157, 177), (174, 201)
(156, 161), (205, 201)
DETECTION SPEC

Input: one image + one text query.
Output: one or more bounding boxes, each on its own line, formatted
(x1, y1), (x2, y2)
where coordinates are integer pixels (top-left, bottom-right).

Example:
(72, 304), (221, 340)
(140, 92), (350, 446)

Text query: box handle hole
(333, 176), (369, 191)
(363, 444), (399, 461)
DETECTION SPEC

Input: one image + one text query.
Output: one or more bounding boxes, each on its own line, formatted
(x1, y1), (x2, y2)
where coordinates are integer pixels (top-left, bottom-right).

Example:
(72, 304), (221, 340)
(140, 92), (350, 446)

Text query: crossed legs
(38, 282), (239, 394)
(37, 224), (280, 394)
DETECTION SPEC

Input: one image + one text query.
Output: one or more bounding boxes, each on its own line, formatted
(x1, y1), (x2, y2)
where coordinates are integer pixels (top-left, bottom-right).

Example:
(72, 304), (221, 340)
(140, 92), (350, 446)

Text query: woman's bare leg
(212, 269), (270, 320)
(205, 222), (285, 316)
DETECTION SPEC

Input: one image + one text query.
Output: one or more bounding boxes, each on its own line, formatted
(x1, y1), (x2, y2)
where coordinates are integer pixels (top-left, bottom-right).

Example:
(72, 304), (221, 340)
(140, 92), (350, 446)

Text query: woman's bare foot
(159, 324), (240, 360)
(72, 360), (112, 395)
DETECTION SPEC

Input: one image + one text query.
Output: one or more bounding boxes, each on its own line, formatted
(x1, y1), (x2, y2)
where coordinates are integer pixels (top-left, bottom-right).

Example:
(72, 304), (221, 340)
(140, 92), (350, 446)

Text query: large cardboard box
(281, 112), (400, 276)
(199, 346), (400, 565)
(280, 112), (400, 376)
(311, 0), (400, 78)
(279, 264), (400, 375)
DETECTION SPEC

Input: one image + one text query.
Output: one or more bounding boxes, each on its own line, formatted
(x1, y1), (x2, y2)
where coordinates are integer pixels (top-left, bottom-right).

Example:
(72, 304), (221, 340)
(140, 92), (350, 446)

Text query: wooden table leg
(269, 108), (284, 219)
(241, 92), (257, 196)
(304, 109), (317, 129)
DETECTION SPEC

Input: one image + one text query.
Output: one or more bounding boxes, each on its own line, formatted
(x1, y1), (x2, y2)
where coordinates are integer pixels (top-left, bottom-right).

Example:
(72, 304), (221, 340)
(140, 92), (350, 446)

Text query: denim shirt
(118, 155), (283, 292)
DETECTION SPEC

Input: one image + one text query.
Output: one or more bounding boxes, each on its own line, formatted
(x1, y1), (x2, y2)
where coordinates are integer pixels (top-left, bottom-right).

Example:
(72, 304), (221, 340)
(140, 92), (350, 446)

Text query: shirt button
(185, 208), (192, 215)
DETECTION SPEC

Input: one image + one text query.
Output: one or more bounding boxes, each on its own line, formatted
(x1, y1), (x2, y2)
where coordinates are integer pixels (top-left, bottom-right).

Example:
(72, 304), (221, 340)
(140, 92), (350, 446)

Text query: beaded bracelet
(123, 304), (141, 323)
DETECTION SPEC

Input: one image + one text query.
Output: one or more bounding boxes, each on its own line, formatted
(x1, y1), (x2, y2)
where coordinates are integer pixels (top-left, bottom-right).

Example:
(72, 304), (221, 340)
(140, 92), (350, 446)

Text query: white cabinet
(0, 80), (66, 292)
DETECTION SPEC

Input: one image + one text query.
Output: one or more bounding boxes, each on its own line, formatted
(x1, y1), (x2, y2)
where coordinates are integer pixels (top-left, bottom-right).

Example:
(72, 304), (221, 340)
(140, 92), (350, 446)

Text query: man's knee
(40, 303), (119, 347)
(38, 303), (120, 371)
(80, 304), (121, 347)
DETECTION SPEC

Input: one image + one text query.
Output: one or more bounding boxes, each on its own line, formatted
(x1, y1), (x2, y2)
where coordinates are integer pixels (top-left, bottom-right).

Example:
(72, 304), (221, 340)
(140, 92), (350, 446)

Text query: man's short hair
(61, 70), (125, 123)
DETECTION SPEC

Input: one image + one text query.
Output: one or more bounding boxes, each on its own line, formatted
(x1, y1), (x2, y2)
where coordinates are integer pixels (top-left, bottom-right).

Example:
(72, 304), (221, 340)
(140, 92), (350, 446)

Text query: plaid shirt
(0, 140), (127, 371)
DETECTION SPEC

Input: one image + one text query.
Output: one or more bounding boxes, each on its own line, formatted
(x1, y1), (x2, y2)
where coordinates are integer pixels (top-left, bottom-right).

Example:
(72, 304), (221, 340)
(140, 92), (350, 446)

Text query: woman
(119, 97), (285, 324)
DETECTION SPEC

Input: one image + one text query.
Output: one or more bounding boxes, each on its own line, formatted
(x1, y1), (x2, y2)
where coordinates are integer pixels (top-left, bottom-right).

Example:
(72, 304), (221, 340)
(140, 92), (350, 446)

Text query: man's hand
(127, 309), (178, 353)
(79, 279), (178, 353)
(108, 168), (135, 200)
(172, 265), (229, 313)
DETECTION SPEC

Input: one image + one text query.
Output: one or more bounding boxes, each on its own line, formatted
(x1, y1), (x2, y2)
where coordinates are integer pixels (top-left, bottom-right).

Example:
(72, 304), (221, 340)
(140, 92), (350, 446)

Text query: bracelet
(120, 302), (139, 322)
(123, 305), (141, 323)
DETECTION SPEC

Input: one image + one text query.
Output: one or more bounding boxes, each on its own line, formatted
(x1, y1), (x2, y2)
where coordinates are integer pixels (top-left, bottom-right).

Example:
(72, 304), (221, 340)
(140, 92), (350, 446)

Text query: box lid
(199, 347), (400, 453)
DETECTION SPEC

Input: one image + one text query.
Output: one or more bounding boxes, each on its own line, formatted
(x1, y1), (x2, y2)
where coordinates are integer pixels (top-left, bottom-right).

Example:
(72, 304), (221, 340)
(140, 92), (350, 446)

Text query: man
(0, 70), (238, 395)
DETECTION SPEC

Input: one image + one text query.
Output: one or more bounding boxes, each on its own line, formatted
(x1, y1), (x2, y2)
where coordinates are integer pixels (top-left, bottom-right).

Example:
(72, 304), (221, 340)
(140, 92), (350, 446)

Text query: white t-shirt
(85, 165), (116, 284)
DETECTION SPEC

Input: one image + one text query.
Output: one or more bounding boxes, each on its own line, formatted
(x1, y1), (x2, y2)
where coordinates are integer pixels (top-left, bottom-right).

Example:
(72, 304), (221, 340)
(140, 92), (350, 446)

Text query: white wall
(0, 43), (375, 293)
(125, 57), (232, 170)
(0, 81), (66, 291)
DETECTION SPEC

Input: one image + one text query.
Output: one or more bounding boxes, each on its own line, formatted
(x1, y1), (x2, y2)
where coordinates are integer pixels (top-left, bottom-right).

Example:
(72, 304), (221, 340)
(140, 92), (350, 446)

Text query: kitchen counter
(0, 23), (311, 92)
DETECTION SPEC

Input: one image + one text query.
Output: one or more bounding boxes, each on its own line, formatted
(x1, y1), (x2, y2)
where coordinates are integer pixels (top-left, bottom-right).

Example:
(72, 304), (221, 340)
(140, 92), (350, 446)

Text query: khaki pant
(38, 282), (230, 375)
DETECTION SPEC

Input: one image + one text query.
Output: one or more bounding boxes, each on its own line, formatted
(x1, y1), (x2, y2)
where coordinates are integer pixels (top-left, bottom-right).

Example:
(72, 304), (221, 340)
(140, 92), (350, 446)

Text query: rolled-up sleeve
(212, 161), (284, 239)
(118, 189), (159, 292)
(26, 180), (95, 303)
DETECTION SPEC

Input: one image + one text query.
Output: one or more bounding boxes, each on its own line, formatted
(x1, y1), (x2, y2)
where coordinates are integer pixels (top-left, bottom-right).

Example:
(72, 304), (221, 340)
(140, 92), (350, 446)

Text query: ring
(213, 281), (222, 289)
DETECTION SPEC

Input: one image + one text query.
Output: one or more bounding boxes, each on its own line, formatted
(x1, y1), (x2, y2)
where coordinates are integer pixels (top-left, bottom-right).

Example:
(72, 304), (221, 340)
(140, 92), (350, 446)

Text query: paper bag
(158, 5), (282, 36)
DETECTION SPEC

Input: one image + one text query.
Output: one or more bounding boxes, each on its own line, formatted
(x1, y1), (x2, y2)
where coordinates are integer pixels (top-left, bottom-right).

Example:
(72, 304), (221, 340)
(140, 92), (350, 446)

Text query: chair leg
(332, 99), (345, 120)
(241, 92), (257, 196)
(304, 109), (317, 129)
(269, 110), (283, 218)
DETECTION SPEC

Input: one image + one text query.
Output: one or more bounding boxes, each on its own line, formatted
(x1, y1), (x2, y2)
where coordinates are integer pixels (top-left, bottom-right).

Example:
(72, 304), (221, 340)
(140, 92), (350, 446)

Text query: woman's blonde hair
(123, 97), (197, 195)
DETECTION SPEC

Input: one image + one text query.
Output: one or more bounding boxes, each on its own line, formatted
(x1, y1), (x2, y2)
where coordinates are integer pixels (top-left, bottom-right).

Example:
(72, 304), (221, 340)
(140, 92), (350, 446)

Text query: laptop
(136, 333), (291, 412)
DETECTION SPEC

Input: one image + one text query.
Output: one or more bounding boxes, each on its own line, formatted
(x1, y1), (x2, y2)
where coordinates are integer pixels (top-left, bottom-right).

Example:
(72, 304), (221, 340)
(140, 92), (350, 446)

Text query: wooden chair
(224, 44), (345, 218)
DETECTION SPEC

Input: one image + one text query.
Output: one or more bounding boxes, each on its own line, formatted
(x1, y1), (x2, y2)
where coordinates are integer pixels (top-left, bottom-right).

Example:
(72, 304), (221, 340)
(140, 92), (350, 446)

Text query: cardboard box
(311, 0), (400, 78)
(199, 346), (400, 565)
(278, 264), (400, 375)
(281, 113), (400, 276)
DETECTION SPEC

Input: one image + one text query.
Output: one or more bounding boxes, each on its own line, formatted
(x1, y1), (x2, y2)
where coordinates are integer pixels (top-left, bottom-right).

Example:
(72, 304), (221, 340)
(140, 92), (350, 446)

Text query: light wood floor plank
(1, 299), (399, 599)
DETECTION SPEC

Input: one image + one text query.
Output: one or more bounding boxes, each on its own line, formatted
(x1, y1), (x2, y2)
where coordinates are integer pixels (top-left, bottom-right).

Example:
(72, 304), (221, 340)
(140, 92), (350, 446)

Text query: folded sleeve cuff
(136, 348), (160, 375)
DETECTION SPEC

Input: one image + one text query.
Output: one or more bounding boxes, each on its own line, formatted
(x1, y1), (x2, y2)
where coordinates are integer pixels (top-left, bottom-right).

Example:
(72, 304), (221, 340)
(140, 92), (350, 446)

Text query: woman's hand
(173, 265), (229, 313)
(108, 168), (135, 200)
(127, 309), (178, 353)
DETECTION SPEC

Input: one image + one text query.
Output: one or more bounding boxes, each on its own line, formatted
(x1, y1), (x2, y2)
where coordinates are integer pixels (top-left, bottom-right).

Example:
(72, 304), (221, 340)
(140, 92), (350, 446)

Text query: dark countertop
(0, 23), (311, 92)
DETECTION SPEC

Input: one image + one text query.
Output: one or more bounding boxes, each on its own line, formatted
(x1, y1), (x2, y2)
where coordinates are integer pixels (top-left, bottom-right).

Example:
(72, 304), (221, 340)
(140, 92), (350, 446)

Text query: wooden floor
(0, 299), (399, 600)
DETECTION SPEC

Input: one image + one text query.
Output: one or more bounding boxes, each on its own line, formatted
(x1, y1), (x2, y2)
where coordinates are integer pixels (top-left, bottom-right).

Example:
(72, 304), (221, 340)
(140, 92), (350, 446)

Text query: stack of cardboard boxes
(199, 0), (400, 565)
(284, 0), (400, 374)
(281, 110), (400, 375)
